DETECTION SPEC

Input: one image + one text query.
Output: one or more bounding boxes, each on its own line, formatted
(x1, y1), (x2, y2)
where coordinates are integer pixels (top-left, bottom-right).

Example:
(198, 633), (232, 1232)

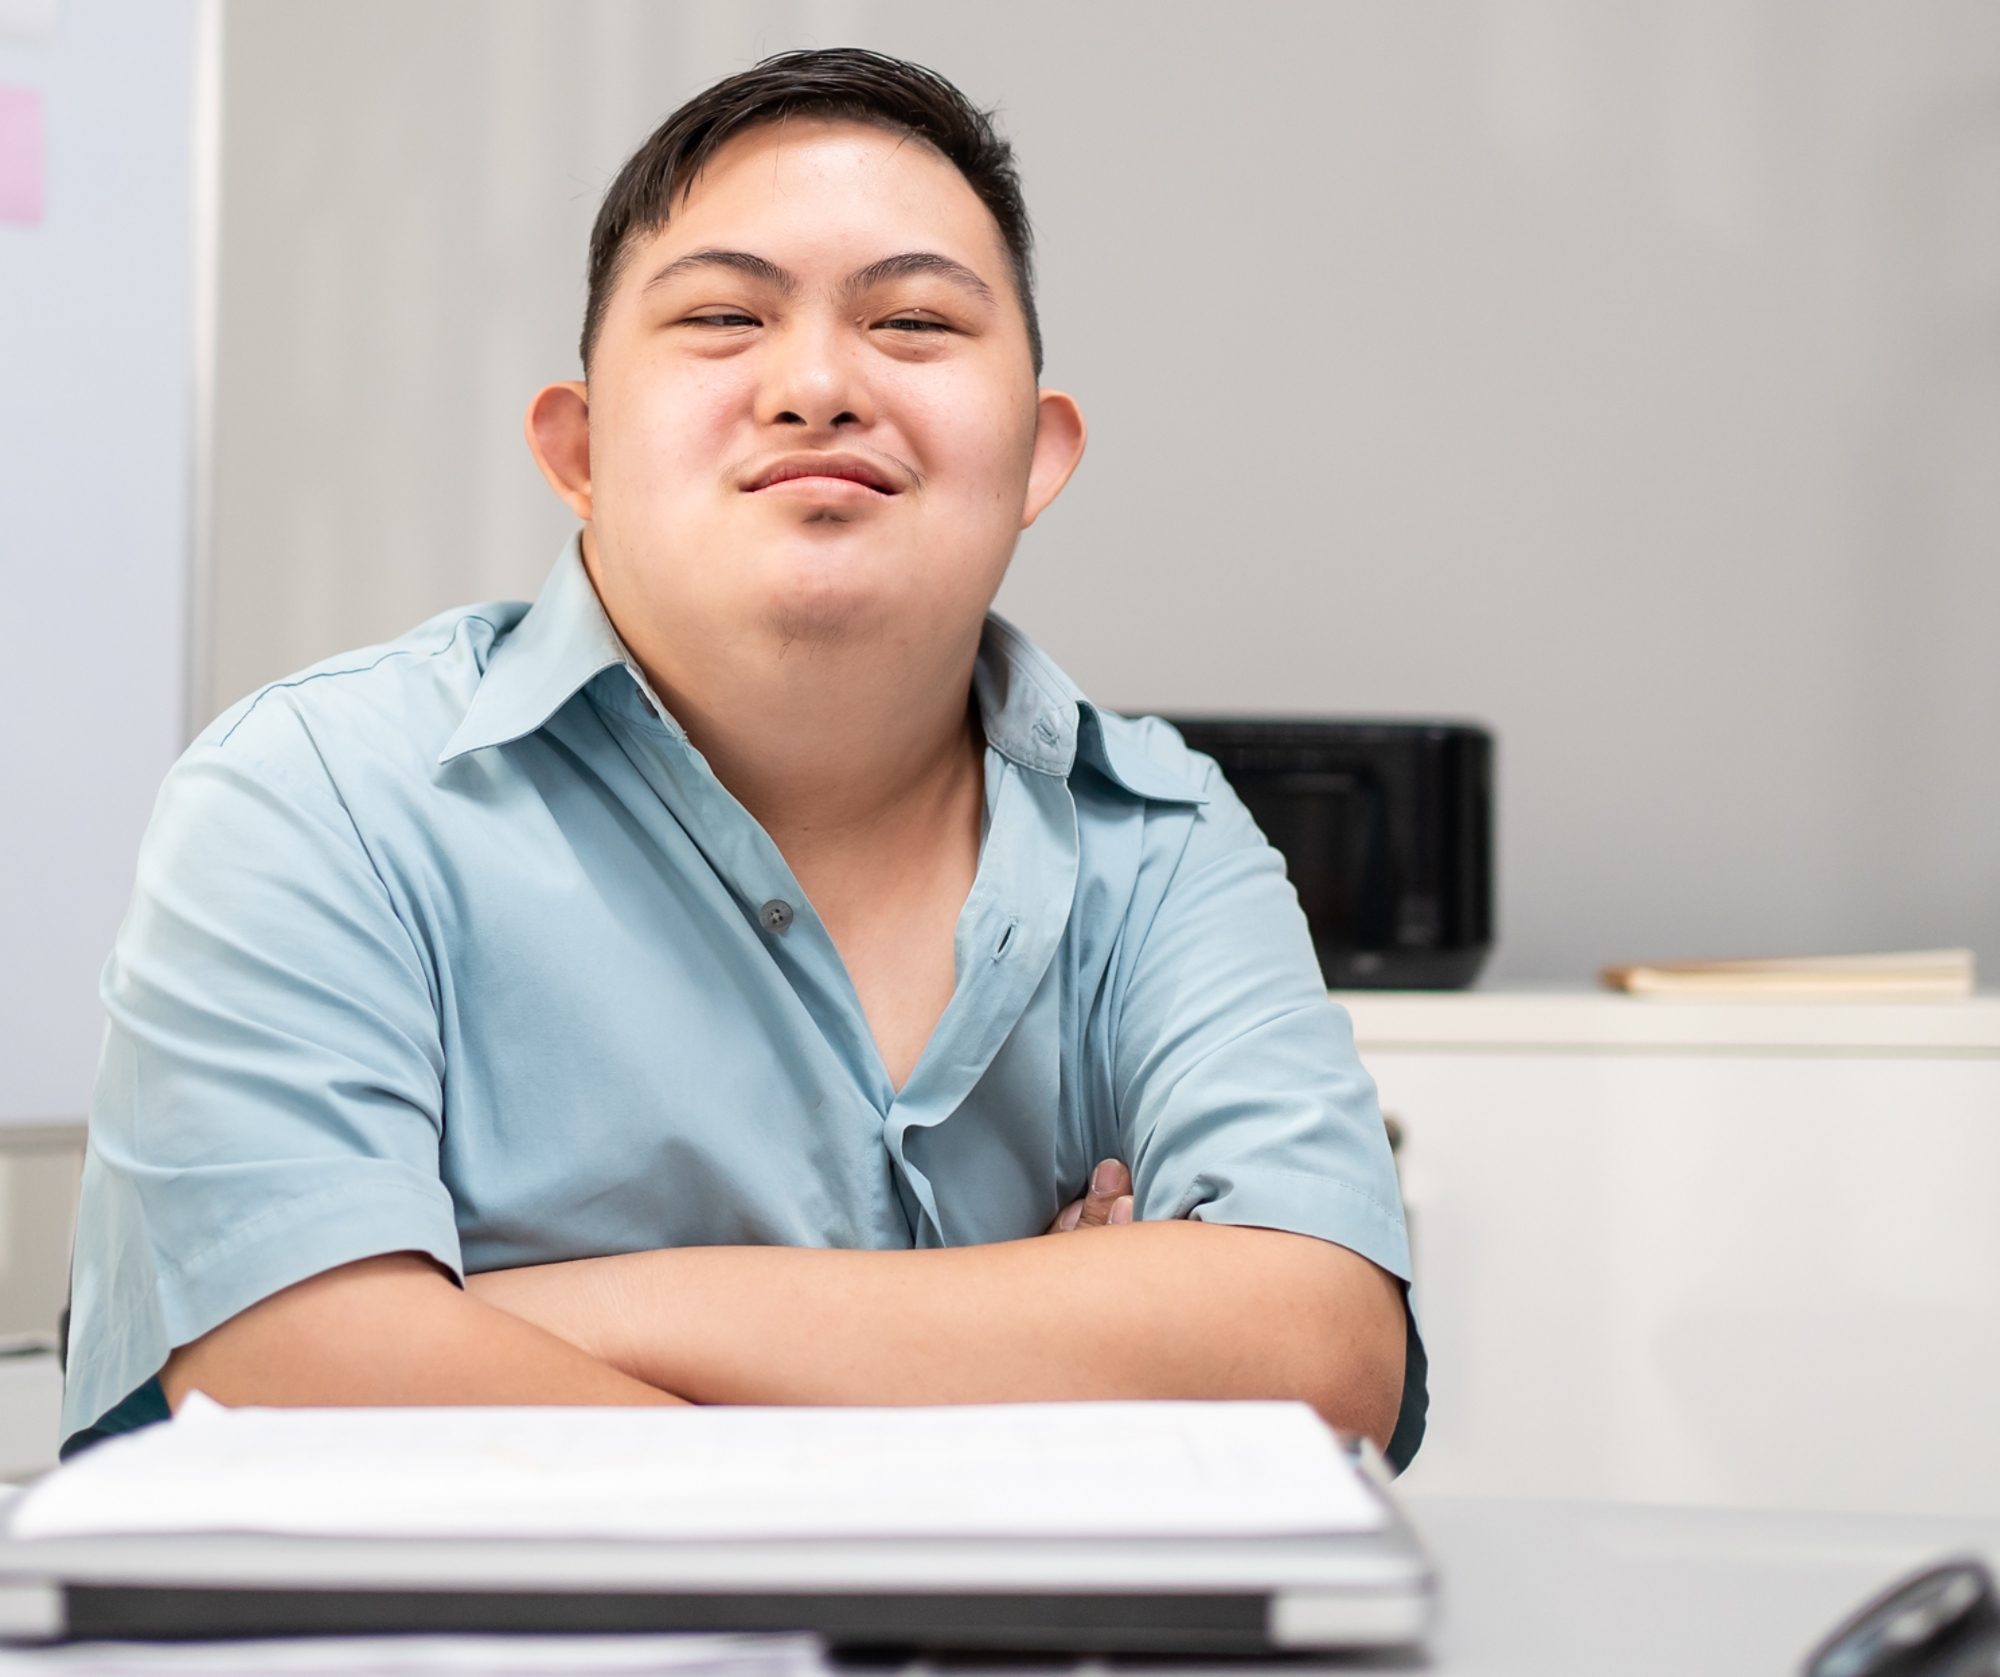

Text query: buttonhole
(994, 921), (1017, 959)
(1032, 718), (1058, 744)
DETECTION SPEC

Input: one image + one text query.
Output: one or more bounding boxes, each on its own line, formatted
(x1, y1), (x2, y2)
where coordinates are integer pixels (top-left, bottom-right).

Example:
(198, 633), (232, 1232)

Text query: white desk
(0, 1490), (1987, 1669)
(875, 1496), (2000, 1675)
(1399, 1494), (2000, 1676)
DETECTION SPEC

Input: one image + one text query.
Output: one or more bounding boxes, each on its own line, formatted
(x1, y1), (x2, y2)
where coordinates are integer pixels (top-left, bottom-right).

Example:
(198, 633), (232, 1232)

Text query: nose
(755, 313), (871, 434)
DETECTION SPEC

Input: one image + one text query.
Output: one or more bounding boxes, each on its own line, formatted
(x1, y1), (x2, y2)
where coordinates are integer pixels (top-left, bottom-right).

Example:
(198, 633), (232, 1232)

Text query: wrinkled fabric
(66, 536), (1412, 1444)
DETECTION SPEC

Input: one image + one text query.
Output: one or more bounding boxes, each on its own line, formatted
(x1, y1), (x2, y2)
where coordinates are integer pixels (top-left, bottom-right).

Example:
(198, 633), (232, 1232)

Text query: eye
(877, 314), (953, 334)
(685, 311), (759, 329)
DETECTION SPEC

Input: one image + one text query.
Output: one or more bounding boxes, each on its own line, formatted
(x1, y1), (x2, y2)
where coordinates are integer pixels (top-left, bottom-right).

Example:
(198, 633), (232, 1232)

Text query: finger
(1048, 1199), (1084, 1234)
(1072, 1158), (1133, 1228)
(1108, 1194), (1134, 1226)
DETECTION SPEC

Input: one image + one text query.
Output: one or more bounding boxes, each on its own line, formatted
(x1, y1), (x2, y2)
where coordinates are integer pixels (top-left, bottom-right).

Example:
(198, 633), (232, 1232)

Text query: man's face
(555, 119), (1079, 669)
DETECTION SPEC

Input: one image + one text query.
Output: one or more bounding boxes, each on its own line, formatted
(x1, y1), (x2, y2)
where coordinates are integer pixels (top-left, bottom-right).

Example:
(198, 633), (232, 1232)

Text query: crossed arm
(161, 1162), (1408, 1445)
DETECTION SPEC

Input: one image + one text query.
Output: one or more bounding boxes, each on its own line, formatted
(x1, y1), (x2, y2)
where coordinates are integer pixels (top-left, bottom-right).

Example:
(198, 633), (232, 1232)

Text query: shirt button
(759, 899), (795, 934)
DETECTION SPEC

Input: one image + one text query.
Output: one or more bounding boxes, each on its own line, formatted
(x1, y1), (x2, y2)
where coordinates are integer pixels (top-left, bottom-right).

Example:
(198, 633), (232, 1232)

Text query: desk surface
(2, 1489), (1992, 1671)
(0, 1496), (1976, 1664)
(1397, 1495), (2000, 1675)
(851, 1496), (2000, 1676)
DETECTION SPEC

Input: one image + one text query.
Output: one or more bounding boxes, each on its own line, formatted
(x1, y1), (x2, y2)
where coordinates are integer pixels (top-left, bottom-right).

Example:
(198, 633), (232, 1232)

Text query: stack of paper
(11, 1395), (1385, 1543)
(0, 1634), (826, 1677)
(1600, 948), (1975, 1001)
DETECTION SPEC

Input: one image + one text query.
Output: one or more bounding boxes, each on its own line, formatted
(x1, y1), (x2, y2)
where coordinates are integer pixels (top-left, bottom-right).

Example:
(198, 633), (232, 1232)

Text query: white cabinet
(1341, 992), (2000, 1517)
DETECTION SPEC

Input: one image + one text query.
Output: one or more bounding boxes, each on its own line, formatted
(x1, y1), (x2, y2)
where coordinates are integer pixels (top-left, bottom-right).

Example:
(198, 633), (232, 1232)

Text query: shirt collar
(975, 615), (1204, 805)
(440, 535), (639, 764)
(442, 538), (1203, 805)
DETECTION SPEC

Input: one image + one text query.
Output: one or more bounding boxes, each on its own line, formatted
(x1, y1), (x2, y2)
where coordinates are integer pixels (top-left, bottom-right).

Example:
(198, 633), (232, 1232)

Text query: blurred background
(201, 0), (2000, 994)
(0, 0), (1996, 1502)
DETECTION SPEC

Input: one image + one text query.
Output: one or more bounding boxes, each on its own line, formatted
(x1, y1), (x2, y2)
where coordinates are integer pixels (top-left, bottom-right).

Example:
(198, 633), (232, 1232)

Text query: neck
(590, 573), (987, 858)
(663, 635), (986, 855)
(584, 533), (992, 1085)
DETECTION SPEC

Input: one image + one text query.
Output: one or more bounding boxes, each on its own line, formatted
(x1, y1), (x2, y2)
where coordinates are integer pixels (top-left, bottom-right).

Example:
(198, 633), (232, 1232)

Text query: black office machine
(1163, 719), (1494, 990)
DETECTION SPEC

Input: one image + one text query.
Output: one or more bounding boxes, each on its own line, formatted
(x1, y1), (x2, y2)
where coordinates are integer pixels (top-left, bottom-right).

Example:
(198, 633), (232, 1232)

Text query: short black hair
(581, 48), (1040, 377)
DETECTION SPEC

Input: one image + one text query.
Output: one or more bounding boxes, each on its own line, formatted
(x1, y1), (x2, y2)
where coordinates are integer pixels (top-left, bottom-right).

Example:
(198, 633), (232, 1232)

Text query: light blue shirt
(67, 538), (1415, 1449)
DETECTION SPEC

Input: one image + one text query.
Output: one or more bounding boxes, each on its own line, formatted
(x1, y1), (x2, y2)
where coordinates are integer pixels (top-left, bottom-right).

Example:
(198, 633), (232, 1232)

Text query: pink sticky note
(0, 86), (46, 226)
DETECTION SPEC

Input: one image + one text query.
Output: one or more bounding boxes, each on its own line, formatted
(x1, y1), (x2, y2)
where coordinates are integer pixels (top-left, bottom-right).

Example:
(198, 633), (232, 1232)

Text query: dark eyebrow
(641, 248), (799, 296)
(844, 252), (995, 302)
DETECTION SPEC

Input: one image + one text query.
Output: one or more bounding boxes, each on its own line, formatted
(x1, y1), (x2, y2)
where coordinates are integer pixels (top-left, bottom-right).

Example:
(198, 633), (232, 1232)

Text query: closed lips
(743, 456), (899, 494)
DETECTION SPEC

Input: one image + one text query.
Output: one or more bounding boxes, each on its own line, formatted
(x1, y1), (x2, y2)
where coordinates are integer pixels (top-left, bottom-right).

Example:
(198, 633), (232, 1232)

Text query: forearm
(162, 1253), (684, 1411)
(467, 1223), (1406, 1442)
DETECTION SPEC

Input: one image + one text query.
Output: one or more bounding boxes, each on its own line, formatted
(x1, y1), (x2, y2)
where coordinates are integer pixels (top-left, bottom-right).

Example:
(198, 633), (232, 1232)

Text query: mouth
(741, 454), (902, 496)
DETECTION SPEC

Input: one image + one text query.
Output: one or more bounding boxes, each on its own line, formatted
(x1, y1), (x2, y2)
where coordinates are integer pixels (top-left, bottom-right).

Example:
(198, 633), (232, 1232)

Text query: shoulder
(196, 602), (529, 781)
(146, 602), (532, 875)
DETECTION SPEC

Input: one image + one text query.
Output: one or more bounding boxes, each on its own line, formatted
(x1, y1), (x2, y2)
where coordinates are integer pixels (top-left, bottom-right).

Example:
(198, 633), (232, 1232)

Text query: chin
(720, 514), (1001, 656)
(742, 537), (927, 652)
(754, 567), (902, 651)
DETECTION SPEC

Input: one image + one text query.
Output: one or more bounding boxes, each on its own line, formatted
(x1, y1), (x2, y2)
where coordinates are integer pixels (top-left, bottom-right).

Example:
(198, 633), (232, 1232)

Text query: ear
(524, 382), (593, 521)
(1020, 389), (1087, 530)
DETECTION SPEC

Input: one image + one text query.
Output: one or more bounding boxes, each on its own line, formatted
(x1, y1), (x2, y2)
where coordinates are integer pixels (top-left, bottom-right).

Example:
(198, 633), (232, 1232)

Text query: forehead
(644, 117), (1009, 271)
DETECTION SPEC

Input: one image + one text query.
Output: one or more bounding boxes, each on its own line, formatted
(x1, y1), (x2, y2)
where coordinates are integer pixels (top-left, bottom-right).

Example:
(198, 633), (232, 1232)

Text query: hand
(1046, 1158), (1134, 1233)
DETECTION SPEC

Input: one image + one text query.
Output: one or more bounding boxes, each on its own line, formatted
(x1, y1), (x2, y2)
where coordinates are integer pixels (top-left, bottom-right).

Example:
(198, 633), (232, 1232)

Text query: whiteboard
(0, 0), (199, 1122)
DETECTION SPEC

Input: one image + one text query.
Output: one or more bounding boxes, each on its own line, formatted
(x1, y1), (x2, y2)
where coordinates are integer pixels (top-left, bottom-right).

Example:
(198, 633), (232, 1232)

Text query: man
(64, 49), (1425, 1466)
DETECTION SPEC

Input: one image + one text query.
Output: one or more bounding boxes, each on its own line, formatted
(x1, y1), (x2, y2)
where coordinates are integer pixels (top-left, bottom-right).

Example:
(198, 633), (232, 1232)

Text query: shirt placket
(584, 668), (1081, 1249)
(882, 757), (1081, 1247)
(580, 676), (896, 1114)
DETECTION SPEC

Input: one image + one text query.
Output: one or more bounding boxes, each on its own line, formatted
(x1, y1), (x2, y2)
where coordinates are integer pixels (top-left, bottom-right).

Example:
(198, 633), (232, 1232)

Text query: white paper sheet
(0, 1633), (826, 1677)
(11, 1398), (1383, 1542)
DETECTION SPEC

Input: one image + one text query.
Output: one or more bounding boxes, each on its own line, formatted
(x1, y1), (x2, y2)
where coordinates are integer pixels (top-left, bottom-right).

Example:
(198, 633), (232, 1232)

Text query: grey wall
(207, 0), (2000, 985)
(0, 0), (197, 1122)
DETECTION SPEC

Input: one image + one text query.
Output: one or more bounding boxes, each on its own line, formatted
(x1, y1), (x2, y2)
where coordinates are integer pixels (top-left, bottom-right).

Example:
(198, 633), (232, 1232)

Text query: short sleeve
(63, 694), (463, 1443)
(1112, 754), (1412, 1285)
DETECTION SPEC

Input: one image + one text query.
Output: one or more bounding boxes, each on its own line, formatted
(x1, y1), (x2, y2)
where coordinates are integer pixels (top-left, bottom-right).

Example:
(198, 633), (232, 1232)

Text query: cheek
(897, 373), (1036, 512)
(604, 360), (753, 500)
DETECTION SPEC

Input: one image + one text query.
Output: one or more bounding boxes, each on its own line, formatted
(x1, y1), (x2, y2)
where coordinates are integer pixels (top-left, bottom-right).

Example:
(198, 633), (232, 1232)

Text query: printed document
(12, 1397), (1384, 1542)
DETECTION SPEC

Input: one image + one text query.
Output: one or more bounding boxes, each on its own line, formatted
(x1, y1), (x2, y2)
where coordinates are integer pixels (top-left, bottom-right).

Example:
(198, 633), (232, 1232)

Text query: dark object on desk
(1162, 718), (1494, 989)
(1802, 1556), (2000, 1677)
(62, 1585), (1283, 1652)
